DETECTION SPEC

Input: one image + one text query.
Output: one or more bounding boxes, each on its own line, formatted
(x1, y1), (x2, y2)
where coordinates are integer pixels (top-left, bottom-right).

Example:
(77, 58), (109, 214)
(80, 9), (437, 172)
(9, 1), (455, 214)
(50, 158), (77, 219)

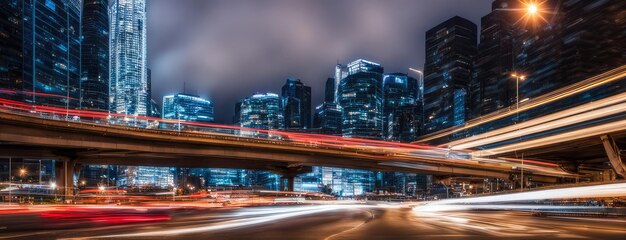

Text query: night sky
(147, 0), (492, 123)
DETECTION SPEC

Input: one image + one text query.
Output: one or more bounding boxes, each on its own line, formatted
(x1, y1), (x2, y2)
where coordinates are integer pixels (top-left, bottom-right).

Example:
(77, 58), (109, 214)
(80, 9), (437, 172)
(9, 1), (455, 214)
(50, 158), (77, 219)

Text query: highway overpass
(416, 65), (626, 182)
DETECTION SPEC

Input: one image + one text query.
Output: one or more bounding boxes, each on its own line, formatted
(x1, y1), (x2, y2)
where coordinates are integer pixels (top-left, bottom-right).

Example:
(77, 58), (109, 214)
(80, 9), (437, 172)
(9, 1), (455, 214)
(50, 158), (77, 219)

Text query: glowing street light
(50, 182), (57, 189)
(19, 168), (27, 176)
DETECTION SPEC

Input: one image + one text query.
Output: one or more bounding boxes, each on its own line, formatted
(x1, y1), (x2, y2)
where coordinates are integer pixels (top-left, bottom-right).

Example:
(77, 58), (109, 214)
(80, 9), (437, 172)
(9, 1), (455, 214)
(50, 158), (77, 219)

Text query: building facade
(382, 73), (420, 141)
(281, 78), (311, 129)
(0, 0), (81, 108)
(81, 0), (109, 111)
(469, 0), (519, 119)
(313, 77), (342, 135)
(338, 59), (384, 139)
(162, 93), (214, 123)
(239, 93), (284, 130)
(423, 16), (477, 134)
(109, 0), (148, 116)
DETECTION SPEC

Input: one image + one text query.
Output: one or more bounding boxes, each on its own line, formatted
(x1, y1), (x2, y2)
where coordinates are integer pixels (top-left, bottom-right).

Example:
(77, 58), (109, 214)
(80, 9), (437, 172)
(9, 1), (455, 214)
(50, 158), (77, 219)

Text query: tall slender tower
(81, 0), (110, 111)
(109, 0), (148, 116)
(423, 16), (477, 134)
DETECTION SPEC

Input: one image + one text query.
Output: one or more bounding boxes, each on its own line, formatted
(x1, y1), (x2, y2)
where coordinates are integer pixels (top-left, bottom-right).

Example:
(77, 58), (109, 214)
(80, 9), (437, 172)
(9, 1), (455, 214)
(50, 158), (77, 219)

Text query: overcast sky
(147, 0), (492, 123)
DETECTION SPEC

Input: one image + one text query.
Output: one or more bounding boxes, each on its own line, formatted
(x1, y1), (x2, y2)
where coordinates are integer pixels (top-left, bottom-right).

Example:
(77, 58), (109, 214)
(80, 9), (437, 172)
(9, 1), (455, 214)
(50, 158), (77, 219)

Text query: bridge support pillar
(269, 165), (312, 192)
(55, 159), (78, 202)
(280, 176), (295, 192)
(601, 135), (626, 178)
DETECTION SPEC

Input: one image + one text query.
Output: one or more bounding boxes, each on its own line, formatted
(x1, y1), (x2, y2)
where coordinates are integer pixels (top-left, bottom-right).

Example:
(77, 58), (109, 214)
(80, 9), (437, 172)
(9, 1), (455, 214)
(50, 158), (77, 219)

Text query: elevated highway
(416, 65), (626, 181)
(0, 105), (572, 196)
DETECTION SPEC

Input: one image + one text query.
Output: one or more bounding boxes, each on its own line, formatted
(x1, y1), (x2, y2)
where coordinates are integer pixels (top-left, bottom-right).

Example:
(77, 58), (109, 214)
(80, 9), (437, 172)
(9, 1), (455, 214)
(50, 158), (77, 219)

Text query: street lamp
(512, 73), (526, 191)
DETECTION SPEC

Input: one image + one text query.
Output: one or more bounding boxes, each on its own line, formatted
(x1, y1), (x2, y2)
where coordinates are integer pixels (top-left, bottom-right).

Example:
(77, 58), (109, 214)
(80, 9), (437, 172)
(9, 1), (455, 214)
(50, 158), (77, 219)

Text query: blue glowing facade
(162, 93), (214, 122)
(117, 166), (174, 188)
(423, 16), (477, 134)
(0, 0), (81, 108)
(81, 0), (109, 111)
(109, 0), (148, 116)
(383, 73), (420, 141)
(295, 167), (375, 196)
(313, 77), (342, 135)
(240, 93), (284, 129)
(338, 59), (384, 139)
(281, 78), (311, 129)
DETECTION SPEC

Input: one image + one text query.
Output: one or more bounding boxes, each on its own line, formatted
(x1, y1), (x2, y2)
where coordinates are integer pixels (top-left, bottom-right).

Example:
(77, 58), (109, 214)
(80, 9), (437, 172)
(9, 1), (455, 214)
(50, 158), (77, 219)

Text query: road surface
(1, 204), (626, 239)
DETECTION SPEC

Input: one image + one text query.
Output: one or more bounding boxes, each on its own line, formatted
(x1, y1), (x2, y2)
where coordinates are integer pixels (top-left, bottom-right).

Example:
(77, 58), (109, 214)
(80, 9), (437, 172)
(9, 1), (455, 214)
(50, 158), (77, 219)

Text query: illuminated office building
(469, 0), (519, 119)
(81, 0), (109, 111)
(517, 0), (626, 101)
(0, 0), (81, 108)
(313, 78), (341, 135)
(383, 73), (420, 141)
(162, 93), (214, 122)
(338, 59), (384, 139)
(295, 167), (375, 196)
(109, 0), (148, 116)
(281, 78), (311, 129)
(334, 64), (348, 103)
(423, 16), (477, 134)
(149, 99), (161, 118)
(117, 166), (174, 188)
(239, 93), (284, 129)
(79, 165), (117, 187)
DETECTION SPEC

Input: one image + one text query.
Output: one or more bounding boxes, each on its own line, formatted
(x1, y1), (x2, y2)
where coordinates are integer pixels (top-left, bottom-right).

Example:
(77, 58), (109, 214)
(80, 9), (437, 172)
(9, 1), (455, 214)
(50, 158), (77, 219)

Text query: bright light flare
(527, 4), (538, 14)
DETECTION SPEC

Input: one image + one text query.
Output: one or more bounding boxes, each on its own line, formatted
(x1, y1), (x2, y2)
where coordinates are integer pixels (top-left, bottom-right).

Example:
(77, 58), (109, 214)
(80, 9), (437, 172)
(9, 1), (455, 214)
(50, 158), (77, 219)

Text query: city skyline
(147, 0), (492, 123)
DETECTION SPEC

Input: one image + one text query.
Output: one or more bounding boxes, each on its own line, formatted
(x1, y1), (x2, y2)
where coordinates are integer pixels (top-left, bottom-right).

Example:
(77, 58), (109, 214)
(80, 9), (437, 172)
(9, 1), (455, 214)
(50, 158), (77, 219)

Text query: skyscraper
(469, 0), (519, 119)
(324, 78), (335, 103)
(423, 16), (477, 134)
(338, 59), (384, 139)
(382, 73), (420, 141)
(0, 0), (81, 108)
(0, 1), (24, 101)
(281, 78), (311, 129)
(313, 77), (341, 135)
(81, 0), (109, 111)
(517, 0), (626, 101)
(109, 0), (148, 116)
(240, 93), (284, 129)
(162, 93), (214, 122)
(334, 64), (348, 103)
(313, 103), (342, 135)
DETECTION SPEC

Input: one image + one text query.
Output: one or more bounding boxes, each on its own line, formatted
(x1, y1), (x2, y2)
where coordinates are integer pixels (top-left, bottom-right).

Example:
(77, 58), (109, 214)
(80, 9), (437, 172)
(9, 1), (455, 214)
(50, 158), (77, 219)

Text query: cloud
(147, 0), (491, 123)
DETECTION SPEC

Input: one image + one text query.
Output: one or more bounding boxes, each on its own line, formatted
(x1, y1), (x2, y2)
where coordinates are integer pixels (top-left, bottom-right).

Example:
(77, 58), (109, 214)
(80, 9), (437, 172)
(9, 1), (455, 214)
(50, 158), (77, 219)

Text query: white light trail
(422, 182), (626, 206)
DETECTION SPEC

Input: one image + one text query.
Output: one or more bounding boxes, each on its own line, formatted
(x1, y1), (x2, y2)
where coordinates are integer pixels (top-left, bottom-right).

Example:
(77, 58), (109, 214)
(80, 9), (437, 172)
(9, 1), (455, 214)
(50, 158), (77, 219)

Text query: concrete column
(601, 135), (626, 178)
(55, 159), (77, 201)
(280, 176), (295, 192)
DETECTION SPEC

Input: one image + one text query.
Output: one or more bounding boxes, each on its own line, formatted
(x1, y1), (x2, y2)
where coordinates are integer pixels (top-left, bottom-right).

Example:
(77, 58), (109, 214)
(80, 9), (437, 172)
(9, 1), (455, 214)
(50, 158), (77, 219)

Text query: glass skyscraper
(109, 0), (148, 116)
(239, 93), (284, 130)
(81, 0), (109, 111)
(382, 73), (420, 141)
(162, 93), (215, 123)
(0, 0), (81, 108)
(423, 16), (477, 134)
(313, 77), (341, 135)
(281, 78), (311, 129)
(469, 0), (518, 119)
(338, 59), (384, 139)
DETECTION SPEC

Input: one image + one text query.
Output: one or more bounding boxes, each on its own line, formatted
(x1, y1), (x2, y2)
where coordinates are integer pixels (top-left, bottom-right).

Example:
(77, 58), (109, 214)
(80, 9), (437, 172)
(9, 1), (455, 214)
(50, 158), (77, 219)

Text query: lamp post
(511, 73), (526, 191)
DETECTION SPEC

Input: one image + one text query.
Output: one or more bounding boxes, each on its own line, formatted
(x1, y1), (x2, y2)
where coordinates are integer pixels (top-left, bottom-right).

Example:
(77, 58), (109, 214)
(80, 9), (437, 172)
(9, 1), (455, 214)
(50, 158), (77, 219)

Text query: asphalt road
(1, 205), (626, 239)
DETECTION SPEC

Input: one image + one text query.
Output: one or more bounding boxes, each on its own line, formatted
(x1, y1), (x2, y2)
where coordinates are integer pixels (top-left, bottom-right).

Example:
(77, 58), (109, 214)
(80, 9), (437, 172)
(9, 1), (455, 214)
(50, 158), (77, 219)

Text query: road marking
(324, 209), (375, 240)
